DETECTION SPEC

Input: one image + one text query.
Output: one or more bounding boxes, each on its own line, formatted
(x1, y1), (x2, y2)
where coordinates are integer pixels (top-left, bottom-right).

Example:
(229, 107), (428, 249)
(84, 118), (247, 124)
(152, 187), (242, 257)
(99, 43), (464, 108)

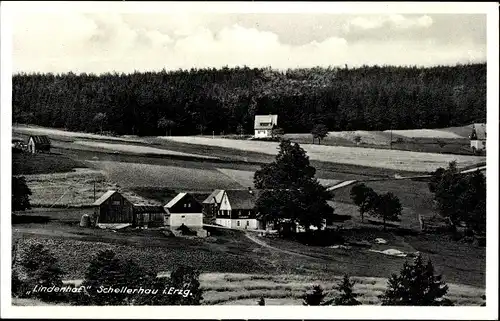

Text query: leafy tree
(168, 265), (203, 305)
(12, 269), (24, 298)
(302, 285), (326, 306)
(350, 183), (379, 222)
(428, 162), (486, 233)
(157, 117), (175, 136)
(12, 176), (31, 211)
(237, 123), (245, 136)
(257, 297), (266, 306)
(271, 127), (285, 140)
(81, 249), (156, 305)
(254, 139), (333, 231)
(379, 254), (451, 306)
(334, 274), (361, 305)
(311, 123), (329, 144)
(19, 243), (66, 302)
(93, 112), (107, 134)
(373, 192), (402, 230)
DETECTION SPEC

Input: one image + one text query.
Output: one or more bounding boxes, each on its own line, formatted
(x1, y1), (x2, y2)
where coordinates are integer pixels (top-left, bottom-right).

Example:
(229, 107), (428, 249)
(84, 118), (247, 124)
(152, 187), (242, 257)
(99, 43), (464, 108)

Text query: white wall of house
(254, 129), (272, 138)
(219, 194), (232, 211)
(215, 218), (260, 229)
(215, 218), (232, 228)
(471, 140), (486, 151)
(169, 213), (203, 227)
(28, 138), (35, 153)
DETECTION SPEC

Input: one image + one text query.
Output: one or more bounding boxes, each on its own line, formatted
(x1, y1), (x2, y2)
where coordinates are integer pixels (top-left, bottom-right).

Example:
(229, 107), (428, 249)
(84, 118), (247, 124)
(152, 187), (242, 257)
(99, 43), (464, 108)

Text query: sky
(11, 11), (487, 74)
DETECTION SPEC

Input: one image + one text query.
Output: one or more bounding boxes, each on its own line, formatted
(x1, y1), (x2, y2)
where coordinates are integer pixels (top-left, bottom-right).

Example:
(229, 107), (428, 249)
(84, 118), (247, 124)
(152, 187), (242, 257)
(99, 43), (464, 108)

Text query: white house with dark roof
(164, 192), (204, 227)
(254, 115), (278, 138)
(216, 189), (265, 230)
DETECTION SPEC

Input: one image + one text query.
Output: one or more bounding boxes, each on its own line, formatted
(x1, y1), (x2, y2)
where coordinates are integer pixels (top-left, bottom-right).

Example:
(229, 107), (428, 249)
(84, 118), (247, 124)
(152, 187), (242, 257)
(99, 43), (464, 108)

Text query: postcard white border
(1, 1), (498, 320)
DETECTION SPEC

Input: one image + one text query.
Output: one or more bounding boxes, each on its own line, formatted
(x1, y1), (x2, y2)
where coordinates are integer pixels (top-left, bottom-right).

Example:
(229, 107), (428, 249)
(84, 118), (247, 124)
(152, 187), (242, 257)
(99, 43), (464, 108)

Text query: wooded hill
(12, 64), (486, 136)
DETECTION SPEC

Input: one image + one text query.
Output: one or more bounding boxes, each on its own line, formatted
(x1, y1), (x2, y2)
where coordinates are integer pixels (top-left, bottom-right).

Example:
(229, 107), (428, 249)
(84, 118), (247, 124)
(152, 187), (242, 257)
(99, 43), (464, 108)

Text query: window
(237, 221), (240, 227)
(187, 203), (191, 208)
(246, 221), (250, 226)
(112, 200), (120, 206)
(181, 215), (185, 219)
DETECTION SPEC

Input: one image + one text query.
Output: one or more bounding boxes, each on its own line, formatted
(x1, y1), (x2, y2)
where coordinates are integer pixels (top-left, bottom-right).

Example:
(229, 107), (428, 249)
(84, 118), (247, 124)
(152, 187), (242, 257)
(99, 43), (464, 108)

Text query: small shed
(134, 205), (166, 227)
(28, 135), (51, 154)
(92, 190), (135, 225)
(164, 192), (203, 227)
(469, 123), (486, 153)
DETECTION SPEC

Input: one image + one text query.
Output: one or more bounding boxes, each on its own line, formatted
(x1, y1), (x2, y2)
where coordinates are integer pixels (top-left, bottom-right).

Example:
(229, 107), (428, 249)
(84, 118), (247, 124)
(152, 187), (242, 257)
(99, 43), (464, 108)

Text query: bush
(18, 243), (67, 302)
(302, 285), (326, 306)
(334, 274), (361, 305)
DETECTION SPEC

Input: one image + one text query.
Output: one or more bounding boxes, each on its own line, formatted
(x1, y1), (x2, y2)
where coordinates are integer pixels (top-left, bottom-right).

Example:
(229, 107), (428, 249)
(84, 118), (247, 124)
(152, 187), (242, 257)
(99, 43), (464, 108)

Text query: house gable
(165, 193), (202, 214)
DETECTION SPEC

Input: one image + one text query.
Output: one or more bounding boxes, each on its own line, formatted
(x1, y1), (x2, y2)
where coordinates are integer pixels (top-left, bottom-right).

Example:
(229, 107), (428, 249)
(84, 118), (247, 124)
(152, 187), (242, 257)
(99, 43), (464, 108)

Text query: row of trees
(350, 184), (403, 229)
(13, 64), (486, 136)
(257, 254), (453, 306)
(14, 243), (459, 306)
(428, 162), (486, 234)
(12, 244), (203, 305)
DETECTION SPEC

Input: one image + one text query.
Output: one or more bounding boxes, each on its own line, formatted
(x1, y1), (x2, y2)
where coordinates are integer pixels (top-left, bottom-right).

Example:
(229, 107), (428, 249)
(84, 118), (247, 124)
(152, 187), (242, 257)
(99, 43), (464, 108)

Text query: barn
(27, 135), (51, 154)
(92, 190), (135, 226)
(164, 192), (204, 228)
(134, 205), (166, 228)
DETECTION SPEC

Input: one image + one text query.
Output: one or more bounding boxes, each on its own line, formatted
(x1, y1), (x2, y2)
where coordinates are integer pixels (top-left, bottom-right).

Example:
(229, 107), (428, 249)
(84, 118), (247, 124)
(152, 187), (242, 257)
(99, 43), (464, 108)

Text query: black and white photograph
(1, 1), (498, 319)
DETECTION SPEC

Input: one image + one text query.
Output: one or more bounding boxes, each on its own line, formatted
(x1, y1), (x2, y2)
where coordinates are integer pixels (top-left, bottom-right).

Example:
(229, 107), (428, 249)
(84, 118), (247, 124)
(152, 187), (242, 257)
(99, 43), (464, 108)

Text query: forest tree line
(12, 64), (486, 136)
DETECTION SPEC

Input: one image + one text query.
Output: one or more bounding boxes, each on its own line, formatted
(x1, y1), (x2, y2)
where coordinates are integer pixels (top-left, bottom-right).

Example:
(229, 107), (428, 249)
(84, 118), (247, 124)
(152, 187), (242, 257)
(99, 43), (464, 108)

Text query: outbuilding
(27, 135), (51, 154)
(92, 190), (135, 226)
(164, 192), (204, 228)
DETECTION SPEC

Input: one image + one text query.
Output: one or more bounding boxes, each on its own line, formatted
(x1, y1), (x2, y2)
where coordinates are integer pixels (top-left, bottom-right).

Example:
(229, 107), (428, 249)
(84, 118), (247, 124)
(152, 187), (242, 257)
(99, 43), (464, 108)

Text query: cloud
(344, 14), (433, 31)
(12, 13), (485, 74)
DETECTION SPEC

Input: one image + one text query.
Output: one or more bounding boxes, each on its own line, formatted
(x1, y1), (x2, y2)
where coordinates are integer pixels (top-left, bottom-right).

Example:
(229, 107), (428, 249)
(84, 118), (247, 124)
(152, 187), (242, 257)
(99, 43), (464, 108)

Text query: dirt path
(244, 233), (311, 258)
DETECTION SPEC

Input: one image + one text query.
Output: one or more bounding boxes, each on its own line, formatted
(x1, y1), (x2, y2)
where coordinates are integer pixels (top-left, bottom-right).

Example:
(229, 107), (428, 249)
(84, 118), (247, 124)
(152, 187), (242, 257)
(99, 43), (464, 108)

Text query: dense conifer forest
(12, 63), (486, 136)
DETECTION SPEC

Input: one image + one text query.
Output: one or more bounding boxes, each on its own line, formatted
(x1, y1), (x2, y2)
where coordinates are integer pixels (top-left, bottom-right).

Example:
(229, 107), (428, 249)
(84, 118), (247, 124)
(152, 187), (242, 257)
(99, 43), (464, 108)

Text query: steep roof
(164, 192), (187, 208)
(254, 115), (278, 130)
(470, 123), (486, 140)
(224, 189), (261, 210)
(133, 205), (166, 214)
(29, 135), (51, 146)
(202, 189), (224, 204)
(93, 190), (118, 206)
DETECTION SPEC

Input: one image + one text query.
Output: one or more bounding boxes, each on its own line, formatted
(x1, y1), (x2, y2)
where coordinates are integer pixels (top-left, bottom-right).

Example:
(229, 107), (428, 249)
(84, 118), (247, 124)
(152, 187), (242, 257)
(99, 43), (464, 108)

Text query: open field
(13, 125), (142, 143)
(12, 151), (87, 175)
(88, 160), (245, 191)
(161, 136), (484, 172)
(22, 168), (156, 206)
(11, 272), (484, 306)
(73, 140), (219, 159)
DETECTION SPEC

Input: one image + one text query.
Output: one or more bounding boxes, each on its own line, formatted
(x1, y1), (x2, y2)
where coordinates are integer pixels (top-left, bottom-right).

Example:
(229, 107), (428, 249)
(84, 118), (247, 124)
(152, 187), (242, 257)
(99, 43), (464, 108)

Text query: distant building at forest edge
(254, 114), (278, 138)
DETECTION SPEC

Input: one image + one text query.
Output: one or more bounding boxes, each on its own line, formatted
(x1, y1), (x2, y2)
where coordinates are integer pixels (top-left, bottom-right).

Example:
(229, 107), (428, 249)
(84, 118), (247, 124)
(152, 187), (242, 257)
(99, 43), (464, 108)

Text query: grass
(87, 160), (245, 191)
(73, 140), (218, 159)
(12, 151), (87, 175)
(12, 226), (271, 280)
(21, 168), (156, 207)
(162, 136), (485, 172)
